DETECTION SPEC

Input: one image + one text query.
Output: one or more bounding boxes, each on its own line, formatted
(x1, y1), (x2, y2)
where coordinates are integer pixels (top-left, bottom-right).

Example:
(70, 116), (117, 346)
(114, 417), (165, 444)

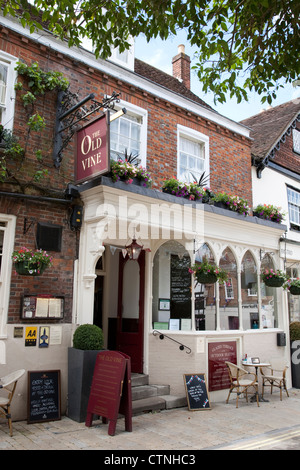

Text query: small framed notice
(169, 319), (180, 330)
(159, 299), (170, 311)
(21, 295), (64, 319)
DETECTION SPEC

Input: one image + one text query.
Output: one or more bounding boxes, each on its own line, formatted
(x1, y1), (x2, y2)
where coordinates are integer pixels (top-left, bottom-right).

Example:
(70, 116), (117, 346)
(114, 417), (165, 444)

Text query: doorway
(117, 251), (145, 373)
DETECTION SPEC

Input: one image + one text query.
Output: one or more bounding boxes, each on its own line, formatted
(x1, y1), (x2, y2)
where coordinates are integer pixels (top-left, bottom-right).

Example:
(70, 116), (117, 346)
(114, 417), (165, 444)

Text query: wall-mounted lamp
(110, 108), (127, 122)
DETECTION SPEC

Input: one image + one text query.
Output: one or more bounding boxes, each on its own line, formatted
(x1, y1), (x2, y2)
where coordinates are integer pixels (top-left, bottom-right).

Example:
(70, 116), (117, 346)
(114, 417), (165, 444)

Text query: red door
(117, 251), (145, 373)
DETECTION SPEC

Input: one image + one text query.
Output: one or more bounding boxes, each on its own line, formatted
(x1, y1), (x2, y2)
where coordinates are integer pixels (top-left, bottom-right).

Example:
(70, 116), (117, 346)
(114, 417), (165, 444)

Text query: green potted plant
(212, 192), (250, 216)
(284, 278), (300, 296)
(68, 324), (104, 422)
(189, 261), (228, 284)
(261, 268), (286, 287)
(253, 204), (285, 224)
(12, 247), (53, 275)
(109, 152), (152, 187)
(290, 322), (300, 388)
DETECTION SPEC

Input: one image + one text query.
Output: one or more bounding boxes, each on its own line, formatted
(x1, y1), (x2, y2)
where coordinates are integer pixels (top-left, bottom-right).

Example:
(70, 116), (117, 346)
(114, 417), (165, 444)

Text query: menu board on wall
(21, 295), (64, 319)
(208, 341), (237, 392)
(170, 255), (191, 320)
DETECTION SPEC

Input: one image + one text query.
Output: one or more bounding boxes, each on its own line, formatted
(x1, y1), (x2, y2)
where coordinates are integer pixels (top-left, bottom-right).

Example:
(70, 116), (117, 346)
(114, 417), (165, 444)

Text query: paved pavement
(1, 388), (300, 451)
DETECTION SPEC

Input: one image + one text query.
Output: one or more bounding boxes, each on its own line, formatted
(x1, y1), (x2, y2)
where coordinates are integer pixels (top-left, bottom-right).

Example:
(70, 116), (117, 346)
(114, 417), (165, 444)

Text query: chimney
(172, 44), (191, 90)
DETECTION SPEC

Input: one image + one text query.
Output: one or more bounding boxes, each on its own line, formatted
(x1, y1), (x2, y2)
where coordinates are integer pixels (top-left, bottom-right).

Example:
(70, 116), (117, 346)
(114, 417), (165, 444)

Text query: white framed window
(110, 100), (147, 166)
(224, 278), (234, 299)
(287, 186), (300, 228)
(293, 129), (300, 154)
(0, 214), (16, 338)
(109, 37), (135, 71)
(0, 51), (18, 130)
(177, 125), (209, 183)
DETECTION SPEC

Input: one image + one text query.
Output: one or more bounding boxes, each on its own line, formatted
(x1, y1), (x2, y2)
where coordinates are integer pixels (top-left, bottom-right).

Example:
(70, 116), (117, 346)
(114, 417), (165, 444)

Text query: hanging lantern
(125, 238), (143, 260)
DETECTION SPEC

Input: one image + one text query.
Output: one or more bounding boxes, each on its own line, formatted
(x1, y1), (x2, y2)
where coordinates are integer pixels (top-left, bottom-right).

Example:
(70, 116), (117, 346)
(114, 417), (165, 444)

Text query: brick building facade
(0, 12), (292, 422)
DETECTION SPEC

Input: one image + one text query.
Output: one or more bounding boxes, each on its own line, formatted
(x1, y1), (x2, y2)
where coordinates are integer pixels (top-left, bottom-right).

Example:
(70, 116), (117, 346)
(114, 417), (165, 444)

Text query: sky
(134, 33), (300, 123)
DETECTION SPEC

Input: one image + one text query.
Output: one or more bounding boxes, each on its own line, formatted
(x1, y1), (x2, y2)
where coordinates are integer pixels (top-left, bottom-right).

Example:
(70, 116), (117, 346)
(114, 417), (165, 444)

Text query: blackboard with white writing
(27, 370), (61, 424)
(183, 373), (211, 410)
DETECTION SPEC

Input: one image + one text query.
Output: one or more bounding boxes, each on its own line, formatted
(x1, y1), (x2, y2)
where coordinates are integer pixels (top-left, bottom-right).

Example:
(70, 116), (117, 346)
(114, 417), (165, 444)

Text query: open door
(117, 251), (145, 373)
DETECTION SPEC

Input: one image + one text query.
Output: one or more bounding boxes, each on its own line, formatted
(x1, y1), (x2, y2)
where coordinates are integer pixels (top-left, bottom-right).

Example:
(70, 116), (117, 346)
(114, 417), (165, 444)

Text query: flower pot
(196, 272), (218, 284)
(14, 261), (47, 276)
(263, 277), (285, 287)
(214, 201), (230, 210)
(68, 348), (104, 422)
(290, 286), (300, 295)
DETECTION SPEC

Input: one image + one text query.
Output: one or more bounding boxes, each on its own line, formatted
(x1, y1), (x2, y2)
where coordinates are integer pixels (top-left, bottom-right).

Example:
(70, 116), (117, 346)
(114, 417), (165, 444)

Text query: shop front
(75, 177), (291, 401)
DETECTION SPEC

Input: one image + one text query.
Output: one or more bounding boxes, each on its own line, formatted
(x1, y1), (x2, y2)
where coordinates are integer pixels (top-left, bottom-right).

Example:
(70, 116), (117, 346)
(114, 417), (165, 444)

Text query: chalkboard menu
(27, 370), (61, 424)
(170, 255), (191, 319)
(183, 373), (211, 410)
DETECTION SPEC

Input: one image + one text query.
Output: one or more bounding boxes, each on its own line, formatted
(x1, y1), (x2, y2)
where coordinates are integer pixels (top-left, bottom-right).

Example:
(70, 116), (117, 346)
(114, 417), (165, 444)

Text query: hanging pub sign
(75, 113), (110, 183)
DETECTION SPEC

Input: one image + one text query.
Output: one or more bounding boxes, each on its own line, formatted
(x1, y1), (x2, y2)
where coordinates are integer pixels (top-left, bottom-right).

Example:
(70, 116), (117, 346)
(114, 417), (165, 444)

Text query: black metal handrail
(152, 330), (192, 354)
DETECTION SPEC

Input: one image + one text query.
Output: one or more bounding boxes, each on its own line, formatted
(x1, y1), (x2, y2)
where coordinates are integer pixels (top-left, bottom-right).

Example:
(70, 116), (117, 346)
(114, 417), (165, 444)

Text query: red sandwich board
(85, 350), (132, 436)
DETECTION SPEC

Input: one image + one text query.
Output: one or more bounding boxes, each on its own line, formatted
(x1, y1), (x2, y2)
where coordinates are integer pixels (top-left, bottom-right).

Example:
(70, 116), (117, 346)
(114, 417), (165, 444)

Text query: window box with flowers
(189, 261), (228, 285)
(253, 204), (285, 224)
(261, 268), (286, 287)
(212, 192), (251, 216)
(162, 178), (212, 202)
(110, 159), (152, 187)
(12, 247), (53, 275)
(284, 278), (300, 295)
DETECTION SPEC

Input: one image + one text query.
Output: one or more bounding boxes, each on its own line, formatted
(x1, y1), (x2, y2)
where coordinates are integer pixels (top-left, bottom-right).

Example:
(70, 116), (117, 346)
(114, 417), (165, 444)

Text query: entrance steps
(131, 373), (187, 414)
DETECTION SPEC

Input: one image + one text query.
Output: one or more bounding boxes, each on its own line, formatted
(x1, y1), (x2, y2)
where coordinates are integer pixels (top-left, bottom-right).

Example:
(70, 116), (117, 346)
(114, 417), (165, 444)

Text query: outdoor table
(242, 361), (271, 402)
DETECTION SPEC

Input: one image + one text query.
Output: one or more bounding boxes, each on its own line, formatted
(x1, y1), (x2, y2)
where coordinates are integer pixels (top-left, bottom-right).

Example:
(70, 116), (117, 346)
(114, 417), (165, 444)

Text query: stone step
(132, 395), (187, 415)
(131, 384), (170, 401)
(131, 373), (149, 387)
(130, 374), (187, 414)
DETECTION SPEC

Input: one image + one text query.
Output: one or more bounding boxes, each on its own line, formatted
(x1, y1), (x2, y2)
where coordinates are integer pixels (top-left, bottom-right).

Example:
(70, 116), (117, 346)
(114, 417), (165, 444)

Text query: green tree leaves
(1, 0), (299, 103)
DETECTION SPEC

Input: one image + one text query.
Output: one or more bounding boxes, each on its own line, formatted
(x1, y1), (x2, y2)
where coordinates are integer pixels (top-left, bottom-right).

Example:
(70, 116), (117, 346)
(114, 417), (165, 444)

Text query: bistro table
(242, 360), (271, 402)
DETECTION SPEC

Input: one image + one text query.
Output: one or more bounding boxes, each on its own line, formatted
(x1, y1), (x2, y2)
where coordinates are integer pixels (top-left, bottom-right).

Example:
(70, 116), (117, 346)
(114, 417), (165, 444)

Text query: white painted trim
(0, 49), (18, 130)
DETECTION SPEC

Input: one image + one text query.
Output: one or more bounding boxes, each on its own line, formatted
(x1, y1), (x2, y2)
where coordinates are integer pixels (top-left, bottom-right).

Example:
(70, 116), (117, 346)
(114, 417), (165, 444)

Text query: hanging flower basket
(261, 268), (286, 287)
(195, 272), (218, 284)
(290, 286), (300, 296)
(12, 247), (53, 276)
(14, 261), (48, 276)
(284, 278), (300, 295)
(189, 261), (228, 285)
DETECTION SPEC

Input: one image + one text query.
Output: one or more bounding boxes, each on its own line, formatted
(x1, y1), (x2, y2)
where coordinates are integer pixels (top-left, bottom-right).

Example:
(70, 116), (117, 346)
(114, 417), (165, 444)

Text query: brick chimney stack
(172, 44), (191, 90)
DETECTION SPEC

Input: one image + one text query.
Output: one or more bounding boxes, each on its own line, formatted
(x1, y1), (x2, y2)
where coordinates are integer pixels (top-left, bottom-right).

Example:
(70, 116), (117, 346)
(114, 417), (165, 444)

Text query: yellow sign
(25, 327), (37, 346)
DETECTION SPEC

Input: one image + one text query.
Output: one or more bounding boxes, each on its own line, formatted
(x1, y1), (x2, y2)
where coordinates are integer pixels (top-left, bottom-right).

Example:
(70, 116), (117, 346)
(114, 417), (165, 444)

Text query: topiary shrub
(73, 324), (104, 350)
(290, 321), (300, 341)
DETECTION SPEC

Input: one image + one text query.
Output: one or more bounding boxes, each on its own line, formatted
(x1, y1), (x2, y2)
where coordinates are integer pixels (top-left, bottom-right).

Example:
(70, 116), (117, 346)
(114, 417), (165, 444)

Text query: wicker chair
(225, 362), (259, 408)
(0, 369), (25, 436)
(260, 361), (289, 401)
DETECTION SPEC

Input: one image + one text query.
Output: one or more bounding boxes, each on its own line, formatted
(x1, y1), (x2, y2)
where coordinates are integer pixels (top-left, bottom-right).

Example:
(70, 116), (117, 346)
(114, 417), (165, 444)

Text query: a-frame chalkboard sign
(183, 373), (211, 410)
(85, 350), (132, 436)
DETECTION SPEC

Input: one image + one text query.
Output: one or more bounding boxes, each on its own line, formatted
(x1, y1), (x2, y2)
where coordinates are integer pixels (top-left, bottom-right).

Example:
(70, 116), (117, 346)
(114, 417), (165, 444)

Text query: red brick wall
(273, 122), (300, 175)
(0, 26), (253, 203)
(1, 196), (77, 323)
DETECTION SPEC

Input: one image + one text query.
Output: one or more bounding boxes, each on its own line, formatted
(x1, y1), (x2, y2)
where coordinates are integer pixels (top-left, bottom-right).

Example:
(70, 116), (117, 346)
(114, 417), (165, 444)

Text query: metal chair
(260, 361), (289, 401)
(225, 361), (259, 408)
(0, 369), (25, 436)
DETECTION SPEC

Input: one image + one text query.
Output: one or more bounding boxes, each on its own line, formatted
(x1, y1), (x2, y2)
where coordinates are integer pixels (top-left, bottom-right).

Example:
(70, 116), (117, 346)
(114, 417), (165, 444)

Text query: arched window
(194, 243), (216, 331)
(219, 247), (238, 330)
(241, 251), (259, 329)
(152, 241), (191, 331)
(261, 254), (279, 328)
